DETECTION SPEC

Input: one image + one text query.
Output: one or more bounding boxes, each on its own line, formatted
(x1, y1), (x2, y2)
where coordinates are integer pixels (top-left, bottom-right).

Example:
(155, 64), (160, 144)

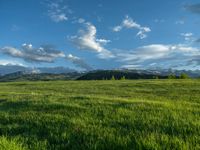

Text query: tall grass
(0, 80), (199, 149)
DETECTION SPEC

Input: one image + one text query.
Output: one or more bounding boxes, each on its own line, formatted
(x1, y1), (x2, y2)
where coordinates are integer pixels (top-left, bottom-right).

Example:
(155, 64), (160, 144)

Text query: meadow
(0, 80), (199, 150)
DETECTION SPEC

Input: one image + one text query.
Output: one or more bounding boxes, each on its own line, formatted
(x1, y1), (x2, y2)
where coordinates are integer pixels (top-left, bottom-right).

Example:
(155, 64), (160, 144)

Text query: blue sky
(1, 0), (200, 70)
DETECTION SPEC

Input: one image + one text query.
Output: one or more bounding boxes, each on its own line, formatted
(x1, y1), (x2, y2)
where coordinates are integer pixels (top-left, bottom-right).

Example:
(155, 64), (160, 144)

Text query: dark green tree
(179, 73), (190, 79)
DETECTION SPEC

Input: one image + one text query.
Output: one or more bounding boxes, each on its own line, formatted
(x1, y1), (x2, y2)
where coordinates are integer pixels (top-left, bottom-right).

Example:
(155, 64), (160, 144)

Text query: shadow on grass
(0, 99), (87, 114)
(0, 99), (7, 103)
(0, 100), (90, 149)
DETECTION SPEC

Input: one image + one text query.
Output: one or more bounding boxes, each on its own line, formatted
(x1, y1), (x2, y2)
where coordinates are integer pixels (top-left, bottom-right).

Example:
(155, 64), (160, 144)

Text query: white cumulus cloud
(70, 22), (114, 59)
(113, 16), (151, 39)
(0, 44), (65, 63)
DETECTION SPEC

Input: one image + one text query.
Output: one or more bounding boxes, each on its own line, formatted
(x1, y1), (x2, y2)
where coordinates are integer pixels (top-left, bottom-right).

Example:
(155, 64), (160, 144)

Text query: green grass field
(0, 80), (199, 150)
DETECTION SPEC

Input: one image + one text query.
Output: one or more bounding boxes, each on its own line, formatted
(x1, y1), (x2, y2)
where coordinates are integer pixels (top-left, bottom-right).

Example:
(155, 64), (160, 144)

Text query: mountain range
(0, 64), (200, 82)
(0, 65), (77, 75)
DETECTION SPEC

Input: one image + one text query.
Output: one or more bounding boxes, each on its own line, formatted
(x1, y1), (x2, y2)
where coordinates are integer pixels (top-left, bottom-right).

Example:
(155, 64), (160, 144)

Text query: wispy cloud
(0, 44), (65, 63)
(69, 22), (114, 59)
(195, 38), (200, 43)
(117, 44), (200, 69)
(154, 19), (165, 23)
(180, 32), (194, 42)
(11, 24), (20, 31)
(112, 15), (151, 39)
(77, 18), (85, 24)
(185, 3), (200, 14)
(175, 20), (185, 25)
(66, 54), (93, 71)
(0, 60), (25, 66)
(120, 64), (141, 69)
(46, 0), (70, 22)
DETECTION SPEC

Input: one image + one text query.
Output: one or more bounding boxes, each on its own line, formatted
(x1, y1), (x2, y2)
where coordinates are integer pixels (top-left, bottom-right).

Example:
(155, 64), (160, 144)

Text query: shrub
(111, 75), (115, 80)
(153, 76), (159, 79)
(168, 74), (176, 79)
(179, 73), (190, 79)
(120, 76), (126, 80)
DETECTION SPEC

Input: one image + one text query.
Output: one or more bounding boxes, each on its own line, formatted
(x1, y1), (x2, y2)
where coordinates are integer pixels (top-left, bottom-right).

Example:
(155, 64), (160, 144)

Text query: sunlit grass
(0, 80), (199, 149)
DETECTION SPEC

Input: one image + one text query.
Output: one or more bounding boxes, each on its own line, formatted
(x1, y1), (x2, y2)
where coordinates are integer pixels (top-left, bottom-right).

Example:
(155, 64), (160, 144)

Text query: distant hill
(0, 71), (82, 82)
(1, 64), (200, 79)
(0, 65), (28, 75)
(0, 70), (167, 82)
(0, 69), (200, 82)
(77, 70), (168, 80)
(0, 65), (77, 76)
